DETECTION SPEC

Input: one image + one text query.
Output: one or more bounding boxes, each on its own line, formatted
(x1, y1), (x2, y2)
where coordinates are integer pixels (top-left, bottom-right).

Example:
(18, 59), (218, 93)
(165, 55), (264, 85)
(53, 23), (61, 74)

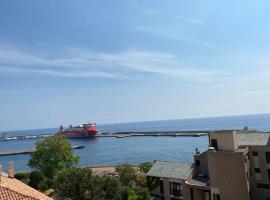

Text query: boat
(59, 122), (98, 138)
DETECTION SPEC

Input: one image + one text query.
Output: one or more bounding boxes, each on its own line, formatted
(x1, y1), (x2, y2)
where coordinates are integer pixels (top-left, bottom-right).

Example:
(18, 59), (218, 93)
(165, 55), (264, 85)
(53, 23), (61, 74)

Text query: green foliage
(28, 135), (79, 182)
(54, 168), (93, 200)
(135, 172), (147, 187)
(136, 187), (150, 200)
(139, 162), (153, 173)
(147, 176), (159, 191)
(116, 164), (150, 200)
(14, 172), (29, 184)
(54, 168), (122, 200)
(127, 190), (138, 200)
(29, 170), (45, 189)
(116, 164), (137, 186)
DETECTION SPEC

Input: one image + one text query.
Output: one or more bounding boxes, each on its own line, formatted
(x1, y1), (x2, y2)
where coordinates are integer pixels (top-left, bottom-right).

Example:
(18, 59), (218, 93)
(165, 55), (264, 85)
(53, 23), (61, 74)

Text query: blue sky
(1, 0), (270, 130)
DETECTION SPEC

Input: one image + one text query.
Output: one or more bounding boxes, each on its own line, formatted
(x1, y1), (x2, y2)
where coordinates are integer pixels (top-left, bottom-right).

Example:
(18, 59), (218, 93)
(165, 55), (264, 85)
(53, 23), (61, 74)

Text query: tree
(54, 168), (122, 200)
(54, 168), (93, 200)
(139, 162), (153, 173)
(28, 135), (79, 183)
(116, 164), (137, 186)
(29, 170), (45, 190)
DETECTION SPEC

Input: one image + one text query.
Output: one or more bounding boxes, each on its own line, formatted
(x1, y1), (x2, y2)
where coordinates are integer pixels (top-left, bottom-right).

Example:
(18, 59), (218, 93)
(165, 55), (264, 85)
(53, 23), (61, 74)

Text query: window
(213, 193), (220, 200)
(268, 169), (270, 181)
(160, 180), (164, 194)
(190, 188), (194, 200)
(266, 152), (270, 164)
(211, 139), (218, 150)
(255, 168), (261, 173)
(170, 182), (181, 196)
(257, 183), (270, 189)
(252, 151), (258, 156)
(195, 160), (200, 167)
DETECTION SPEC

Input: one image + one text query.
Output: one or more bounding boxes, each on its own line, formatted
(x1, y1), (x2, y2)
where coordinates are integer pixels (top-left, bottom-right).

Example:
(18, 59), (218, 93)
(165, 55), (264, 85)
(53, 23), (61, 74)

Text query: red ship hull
(59, 123), (98, 138)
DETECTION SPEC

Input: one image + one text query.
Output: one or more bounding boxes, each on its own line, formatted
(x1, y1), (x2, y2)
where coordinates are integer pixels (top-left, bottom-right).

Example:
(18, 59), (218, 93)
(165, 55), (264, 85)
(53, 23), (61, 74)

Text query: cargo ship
(59, 122), (98, 138)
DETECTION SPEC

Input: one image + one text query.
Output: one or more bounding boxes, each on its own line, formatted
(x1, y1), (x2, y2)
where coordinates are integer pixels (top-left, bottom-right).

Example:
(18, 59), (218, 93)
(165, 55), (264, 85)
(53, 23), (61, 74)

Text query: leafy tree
(116, 164), (137, 186)
(147, 176), (159, 191)
(14, 172), (29, 184)
(29, 170), (45, 190)
(135, 172), (147, 187)
(54, 168), (122, 200)
(139, 162), (153, 173)
(28, 135), (79, 183)
(127, 190), (138, 200)
(54, 168), (93, 200)
(136, 187), (150, 200)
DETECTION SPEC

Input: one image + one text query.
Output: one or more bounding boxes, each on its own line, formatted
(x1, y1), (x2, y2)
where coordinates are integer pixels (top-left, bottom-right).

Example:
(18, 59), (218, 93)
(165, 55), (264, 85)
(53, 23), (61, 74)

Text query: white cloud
(134, 25), (215, 48)
(0, 47), (219, 80)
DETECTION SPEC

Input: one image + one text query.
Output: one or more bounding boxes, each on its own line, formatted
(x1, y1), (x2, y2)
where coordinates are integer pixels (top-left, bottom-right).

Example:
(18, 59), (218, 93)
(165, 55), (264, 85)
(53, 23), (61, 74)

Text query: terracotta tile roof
(0, 186), (38, 200)
(0, 172), (52, 200)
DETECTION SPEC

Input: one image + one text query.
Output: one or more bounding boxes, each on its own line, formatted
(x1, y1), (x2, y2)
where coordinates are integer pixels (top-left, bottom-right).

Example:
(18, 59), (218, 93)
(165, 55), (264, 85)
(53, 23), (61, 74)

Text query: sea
(1, 113), (270, 172)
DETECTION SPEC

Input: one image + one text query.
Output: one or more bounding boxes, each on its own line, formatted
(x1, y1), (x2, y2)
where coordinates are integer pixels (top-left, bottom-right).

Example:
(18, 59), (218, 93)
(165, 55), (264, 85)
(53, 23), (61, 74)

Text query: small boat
(72, 145), (85, 149)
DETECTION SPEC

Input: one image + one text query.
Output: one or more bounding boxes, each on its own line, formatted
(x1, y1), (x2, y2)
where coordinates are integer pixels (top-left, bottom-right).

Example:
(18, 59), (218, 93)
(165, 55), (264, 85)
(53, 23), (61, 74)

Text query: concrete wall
(183, 182), (210, 200)
(207, 150), (250, 200)
(149, 177), (184, 200)
(194, 151), (209, 176)
(249, 146), (270, 200)
(209, 131), (238, 151)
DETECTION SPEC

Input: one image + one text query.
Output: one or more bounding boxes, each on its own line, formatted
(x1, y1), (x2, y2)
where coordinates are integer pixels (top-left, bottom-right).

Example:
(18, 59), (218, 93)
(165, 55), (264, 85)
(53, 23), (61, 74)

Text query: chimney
(0, 164), (2, 182)
(8, 162), (14, 178)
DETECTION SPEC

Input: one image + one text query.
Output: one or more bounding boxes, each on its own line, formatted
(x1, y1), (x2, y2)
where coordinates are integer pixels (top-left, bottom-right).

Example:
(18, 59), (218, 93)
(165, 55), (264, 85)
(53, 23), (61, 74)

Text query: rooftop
(237, 132), (270, 146)
(147, 160), (193, 180)
(186, 176), (210, 189)
(0, 172), (52, 200)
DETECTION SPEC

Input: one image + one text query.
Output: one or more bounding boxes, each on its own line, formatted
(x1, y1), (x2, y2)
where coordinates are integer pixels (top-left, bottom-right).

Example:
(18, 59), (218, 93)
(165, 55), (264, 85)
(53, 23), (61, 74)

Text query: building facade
(147, 130), (270, 200)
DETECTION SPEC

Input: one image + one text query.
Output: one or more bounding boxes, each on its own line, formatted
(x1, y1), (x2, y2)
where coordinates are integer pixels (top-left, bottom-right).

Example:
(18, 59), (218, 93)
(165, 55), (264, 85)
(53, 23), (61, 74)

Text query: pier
(0, 145), (85, 156)
(0, 131), (209, 142)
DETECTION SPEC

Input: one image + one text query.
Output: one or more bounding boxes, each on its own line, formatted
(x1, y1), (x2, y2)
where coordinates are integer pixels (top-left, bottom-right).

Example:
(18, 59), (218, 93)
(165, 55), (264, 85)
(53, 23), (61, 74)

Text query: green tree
(54, 168), (93, 200)
(29, 170), (45, 190)
(28, 135), (79, 183)
(54, 168), (122, 200)
(136, 187), (150, 200)
(139, 162), (153, 173)
(116, 164), (137, 186)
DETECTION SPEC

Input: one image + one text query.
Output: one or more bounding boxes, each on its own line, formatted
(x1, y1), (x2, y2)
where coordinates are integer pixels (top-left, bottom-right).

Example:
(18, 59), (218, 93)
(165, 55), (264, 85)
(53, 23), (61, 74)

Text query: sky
(1, 0), (270, 131)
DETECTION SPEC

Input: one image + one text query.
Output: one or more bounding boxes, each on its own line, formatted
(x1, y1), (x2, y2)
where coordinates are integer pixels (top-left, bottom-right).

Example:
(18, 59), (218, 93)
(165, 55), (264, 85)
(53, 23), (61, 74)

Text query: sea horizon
(2, 112), (270, 133)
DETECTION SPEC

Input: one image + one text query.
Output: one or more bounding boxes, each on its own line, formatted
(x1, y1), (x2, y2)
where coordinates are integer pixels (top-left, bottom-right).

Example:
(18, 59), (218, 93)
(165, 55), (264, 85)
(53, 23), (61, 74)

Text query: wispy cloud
(0, 47), (219, 81)
(134, 25), (215, 48)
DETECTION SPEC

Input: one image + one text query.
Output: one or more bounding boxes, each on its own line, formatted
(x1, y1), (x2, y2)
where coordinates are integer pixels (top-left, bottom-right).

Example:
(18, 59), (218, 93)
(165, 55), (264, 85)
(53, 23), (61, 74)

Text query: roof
(0, 172), (52, 200)
(146, 161), (193, 180)
(186, 176), (210, 189)
(237, 132), (270, 146)
(0, 186), (38, 200)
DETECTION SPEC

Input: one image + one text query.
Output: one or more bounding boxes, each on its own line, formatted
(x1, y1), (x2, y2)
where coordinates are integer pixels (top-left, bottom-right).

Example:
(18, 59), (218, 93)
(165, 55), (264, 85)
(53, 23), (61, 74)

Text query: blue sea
(1, 114), (270, 172)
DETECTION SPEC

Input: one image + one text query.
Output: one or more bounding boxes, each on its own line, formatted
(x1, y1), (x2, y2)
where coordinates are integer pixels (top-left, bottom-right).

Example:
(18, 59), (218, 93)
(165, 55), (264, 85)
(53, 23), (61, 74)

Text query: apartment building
(147, 130), (270, 200)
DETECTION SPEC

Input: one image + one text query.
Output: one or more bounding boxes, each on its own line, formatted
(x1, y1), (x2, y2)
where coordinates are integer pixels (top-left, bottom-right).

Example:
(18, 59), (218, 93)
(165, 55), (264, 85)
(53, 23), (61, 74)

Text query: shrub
(14, 172), (29, 184)
(29, 170), (45, 189)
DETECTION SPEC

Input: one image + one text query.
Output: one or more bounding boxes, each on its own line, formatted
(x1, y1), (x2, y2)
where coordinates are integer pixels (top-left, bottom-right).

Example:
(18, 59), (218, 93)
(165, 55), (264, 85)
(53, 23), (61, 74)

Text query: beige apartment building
(147, 130), (270, 200)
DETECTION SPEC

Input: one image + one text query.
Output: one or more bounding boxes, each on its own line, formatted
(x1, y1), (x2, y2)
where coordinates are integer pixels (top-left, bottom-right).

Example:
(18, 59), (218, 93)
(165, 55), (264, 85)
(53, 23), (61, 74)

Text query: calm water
(1, 113), (270, 172)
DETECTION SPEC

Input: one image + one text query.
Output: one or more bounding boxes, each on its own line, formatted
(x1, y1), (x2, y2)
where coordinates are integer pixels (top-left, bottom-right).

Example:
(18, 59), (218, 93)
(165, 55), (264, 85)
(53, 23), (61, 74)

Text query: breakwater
(0, 131), (209, 142)
(0, 145), (85, 156)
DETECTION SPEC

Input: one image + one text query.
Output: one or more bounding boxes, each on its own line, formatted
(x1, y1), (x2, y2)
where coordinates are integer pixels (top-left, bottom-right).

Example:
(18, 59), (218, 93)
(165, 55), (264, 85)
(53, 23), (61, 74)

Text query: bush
(116, 164), (137, 186)
(14, 172), (29, 184)
(139, 162), (153, 173)
(54, 168), (122, 200)
(29, 170), (45, 190)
